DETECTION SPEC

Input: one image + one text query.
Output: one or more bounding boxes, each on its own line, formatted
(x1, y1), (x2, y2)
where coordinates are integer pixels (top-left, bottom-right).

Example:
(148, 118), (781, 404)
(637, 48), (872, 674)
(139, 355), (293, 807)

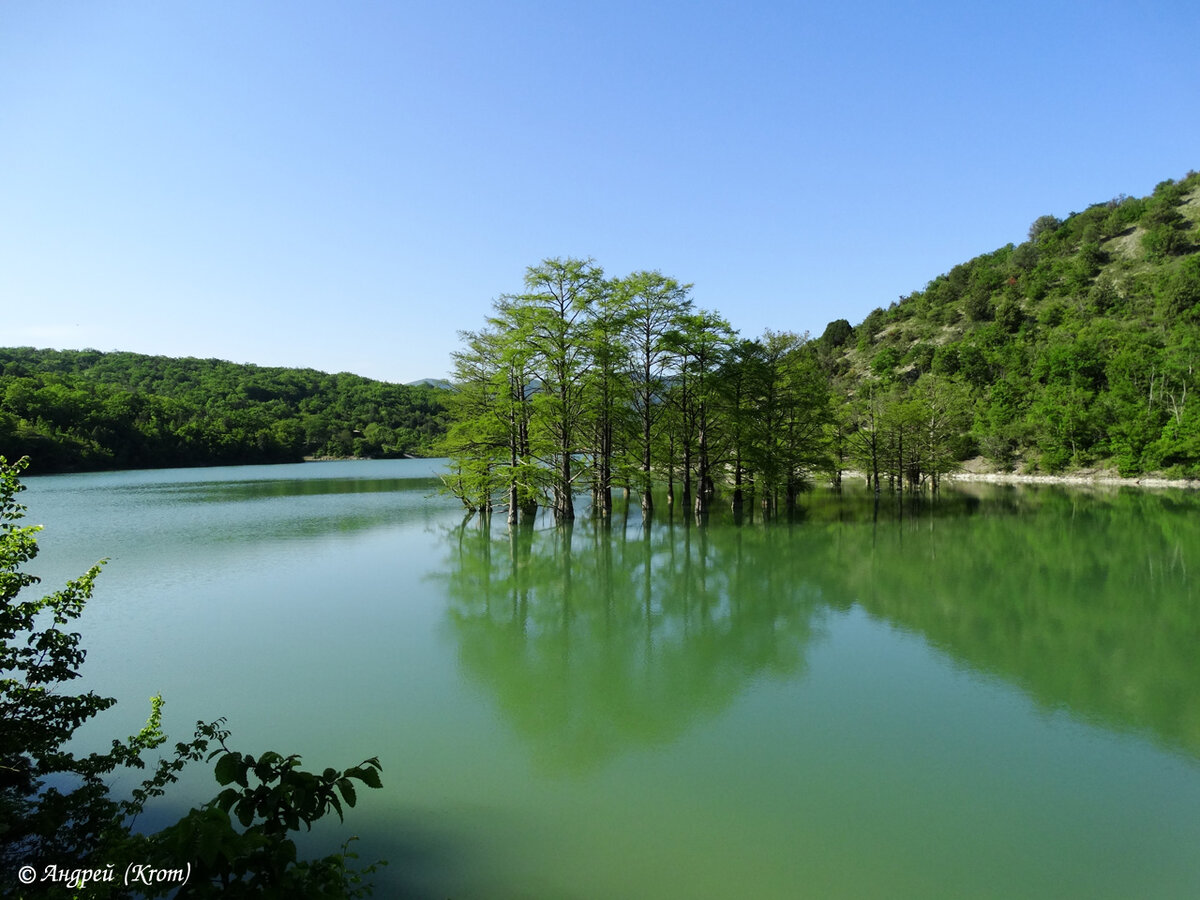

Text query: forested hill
(0, 348), (450, 473)
(821, 170), (1200, 477)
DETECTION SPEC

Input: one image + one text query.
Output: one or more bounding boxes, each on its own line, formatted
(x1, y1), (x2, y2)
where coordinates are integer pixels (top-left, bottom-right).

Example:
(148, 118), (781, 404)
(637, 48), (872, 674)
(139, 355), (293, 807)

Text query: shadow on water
(353, 818), (483, 900)
(437, 484), (1200, 766)
(110, 795), (465, 900)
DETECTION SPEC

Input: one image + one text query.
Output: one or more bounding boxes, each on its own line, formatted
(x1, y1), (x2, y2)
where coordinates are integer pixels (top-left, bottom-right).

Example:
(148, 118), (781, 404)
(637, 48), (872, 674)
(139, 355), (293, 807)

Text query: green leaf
(215, 787), (240, 812)
(196, 816), (226, 866)
(337, 777), (357, 807)
(234, 797), (256, 828)
(214, 752), (241, 786)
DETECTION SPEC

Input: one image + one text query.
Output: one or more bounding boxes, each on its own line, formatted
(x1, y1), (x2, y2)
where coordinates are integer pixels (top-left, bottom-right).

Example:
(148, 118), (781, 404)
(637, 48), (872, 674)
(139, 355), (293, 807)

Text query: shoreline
(835, 465), (1200, 491)
(945, 470), (1200, 490)
(301, 453), (420, 462)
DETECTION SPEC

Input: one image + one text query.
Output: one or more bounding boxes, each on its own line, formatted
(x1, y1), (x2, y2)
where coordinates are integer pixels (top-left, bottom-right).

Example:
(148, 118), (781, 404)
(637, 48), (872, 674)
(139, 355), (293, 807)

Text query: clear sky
(3, 1), (1198, 384)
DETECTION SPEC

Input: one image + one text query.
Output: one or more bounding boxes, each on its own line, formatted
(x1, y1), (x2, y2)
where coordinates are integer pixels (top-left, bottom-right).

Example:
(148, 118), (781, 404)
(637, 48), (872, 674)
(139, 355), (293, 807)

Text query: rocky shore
(946, 470), (1200, 490)
(836, 459), (1200, 491)
(943, 457), (1200, 490)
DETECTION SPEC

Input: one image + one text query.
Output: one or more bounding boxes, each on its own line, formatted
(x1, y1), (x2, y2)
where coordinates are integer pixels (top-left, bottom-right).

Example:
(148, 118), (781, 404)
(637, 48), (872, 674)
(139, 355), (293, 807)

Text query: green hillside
(0, 348), (450, 473)
(823, 169), (1200, 477)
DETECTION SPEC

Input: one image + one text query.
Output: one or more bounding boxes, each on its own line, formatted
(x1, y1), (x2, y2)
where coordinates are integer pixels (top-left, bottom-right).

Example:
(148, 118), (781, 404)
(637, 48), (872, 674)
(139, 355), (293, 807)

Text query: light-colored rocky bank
(940, 457), (1200, 490)
(836, 459), (1200, 491)
(946, 470), (1200, 490)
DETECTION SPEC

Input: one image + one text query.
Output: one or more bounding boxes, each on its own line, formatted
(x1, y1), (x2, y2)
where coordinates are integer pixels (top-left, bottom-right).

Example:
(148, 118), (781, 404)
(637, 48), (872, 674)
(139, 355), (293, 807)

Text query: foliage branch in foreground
(0, 455), (383, 898)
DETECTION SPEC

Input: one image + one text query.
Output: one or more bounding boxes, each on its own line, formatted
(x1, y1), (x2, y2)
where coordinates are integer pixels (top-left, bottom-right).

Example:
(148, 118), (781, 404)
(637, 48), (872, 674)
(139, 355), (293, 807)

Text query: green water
(21, 461), (1200, 898)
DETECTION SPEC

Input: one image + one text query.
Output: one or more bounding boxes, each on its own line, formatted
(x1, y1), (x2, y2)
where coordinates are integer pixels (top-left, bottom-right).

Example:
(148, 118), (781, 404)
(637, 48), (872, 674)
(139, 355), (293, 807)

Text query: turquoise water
(21, 461), (1200, 898)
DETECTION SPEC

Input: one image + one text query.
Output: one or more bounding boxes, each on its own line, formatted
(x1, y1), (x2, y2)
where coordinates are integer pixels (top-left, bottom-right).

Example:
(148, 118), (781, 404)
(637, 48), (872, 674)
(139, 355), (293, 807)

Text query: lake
(21, 459), (1200, 898)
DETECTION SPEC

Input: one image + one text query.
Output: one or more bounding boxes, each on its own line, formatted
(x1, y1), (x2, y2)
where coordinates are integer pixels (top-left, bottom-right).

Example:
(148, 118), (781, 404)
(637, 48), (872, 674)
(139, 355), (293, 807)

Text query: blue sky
(3, 1), (1198, 383)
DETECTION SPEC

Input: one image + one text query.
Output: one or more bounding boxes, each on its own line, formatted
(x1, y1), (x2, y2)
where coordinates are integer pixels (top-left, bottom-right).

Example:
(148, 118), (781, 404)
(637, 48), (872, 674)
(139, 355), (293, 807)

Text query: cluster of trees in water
(443, 258), (979, 524)
(0, 348), (449, 473)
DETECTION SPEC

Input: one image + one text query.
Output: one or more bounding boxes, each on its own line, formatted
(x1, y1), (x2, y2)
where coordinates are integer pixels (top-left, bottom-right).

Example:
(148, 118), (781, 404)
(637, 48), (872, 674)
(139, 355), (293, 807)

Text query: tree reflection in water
(438, 512), (826, 773)
(437, 485), (1200, 770)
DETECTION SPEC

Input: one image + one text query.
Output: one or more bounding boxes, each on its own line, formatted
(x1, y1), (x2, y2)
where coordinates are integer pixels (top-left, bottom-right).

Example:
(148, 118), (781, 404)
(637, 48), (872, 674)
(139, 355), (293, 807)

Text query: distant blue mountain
(406, 378), (455, 390)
